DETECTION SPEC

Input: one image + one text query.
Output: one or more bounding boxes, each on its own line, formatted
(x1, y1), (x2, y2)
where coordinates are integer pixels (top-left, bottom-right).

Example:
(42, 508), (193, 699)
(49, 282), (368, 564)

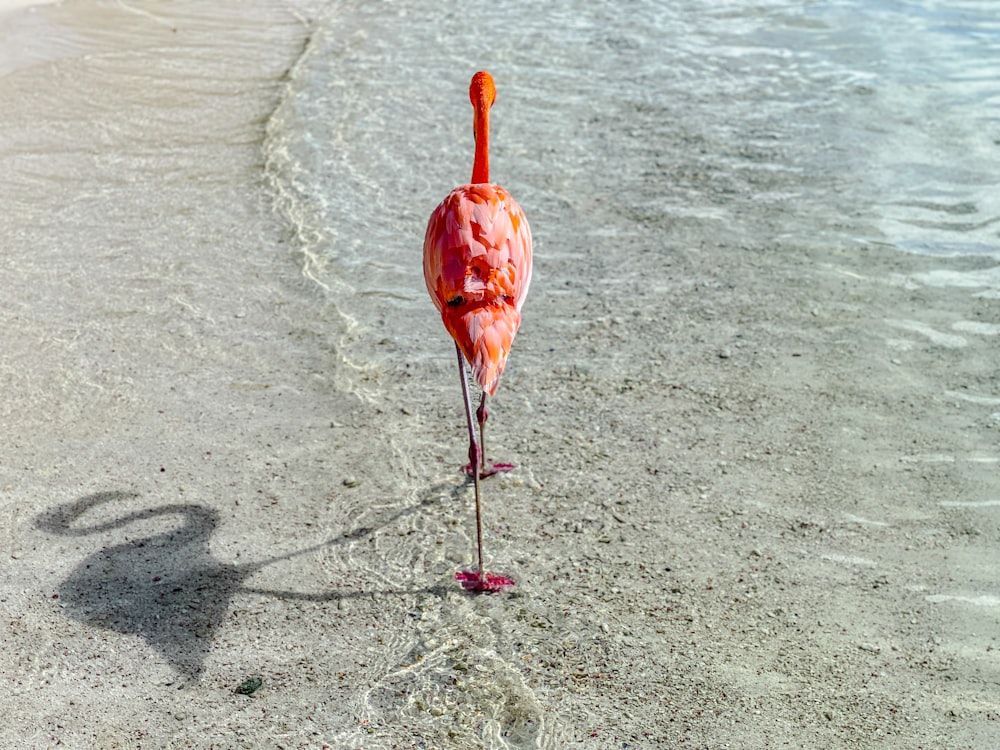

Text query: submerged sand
(2, 1), (998, 748)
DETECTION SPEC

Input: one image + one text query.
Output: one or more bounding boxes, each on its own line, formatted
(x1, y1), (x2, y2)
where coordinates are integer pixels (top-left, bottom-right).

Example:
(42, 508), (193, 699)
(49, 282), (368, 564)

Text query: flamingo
(423, 71), (532, 592)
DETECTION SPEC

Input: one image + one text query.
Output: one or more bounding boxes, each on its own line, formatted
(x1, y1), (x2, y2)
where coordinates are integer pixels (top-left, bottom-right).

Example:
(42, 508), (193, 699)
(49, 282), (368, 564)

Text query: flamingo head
(469, 71), (496, 111)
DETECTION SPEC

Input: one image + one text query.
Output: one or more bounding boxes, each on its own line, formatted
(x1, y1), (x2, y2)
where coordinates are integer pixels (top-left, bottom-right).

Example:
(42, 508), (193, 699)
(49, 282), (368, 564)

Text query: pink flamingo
(423, 71), (532, 592)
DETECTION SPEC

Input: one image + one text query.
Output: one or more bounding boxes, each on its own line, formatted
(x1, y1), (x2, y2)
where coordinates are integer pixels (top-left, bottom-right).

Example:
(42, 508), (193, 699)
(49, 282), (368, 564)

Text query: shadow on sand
(35, 487), (463, 681)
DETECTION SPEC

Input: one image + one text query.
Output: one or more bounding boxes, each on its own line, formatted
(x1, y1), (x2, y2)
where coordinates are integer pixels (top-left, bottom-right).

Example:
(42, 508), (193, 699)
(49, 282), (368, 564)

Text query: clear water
(266, 0), (1000, 400)
(808, 0), (1000, 257)
(261, 2), (1000, 740)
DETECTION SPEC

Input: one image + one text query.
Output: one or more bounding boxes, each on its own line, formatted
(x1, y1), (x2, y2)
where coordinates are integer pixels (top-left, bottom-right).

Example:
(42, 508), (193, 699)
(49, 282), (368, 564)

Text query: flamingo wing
(423, 183), (532, 395)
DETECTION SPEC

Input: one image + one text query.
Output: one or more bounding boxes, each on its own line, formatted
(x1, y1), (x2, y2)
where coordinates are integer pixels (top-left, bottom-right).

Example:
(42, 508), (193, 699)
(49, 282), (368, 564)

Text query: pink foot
(462, 461), (514, 479)
(455, 570), (515, 592)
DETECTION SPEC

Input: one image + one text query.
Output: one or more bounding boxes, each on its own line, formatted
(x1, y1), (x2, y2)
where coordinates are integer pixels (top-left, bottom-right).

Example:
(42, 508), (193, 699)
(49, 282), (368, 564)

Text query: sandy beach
(2, 1), (999, 748)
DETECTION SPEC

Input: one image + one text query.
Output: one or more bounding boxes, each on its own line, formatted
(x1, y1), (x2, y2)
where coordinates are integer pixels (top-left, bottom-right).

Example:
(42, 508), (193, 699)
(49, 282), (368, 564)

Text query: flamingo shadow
(35, 487), (461, 681)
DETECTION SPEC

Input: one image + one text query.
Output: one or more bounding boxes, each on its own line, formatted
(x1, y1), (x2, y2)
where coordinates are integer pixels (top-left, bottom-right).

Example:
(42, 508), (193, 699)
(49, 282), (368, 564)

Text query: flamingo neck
(471, 107), (490, 184)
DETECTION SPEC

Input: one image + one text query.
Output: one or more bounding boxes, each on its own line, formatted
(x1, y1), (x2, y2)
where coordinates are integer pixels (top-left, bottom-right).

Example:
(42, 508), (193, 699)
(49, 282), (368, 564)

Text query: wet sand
(2, 1), (998, 748)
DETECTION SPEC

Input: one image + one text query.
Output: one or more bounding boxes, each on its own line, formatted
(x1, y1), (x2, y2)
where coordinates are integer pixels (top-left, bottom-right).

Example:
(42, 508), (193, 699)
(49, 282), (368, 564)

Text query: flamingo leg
(476, 392), (494, 478)
(476, 394), (490, 477)
(456, 344), (485, 579)
(464, 391), (515, 479)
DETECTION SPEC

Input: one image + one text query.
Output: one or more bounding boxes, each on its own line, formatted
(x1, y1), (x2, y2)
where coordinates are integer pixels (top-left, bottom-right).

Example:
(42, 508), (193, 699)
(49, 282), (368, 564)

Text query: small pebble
(234, 676), (263, 696)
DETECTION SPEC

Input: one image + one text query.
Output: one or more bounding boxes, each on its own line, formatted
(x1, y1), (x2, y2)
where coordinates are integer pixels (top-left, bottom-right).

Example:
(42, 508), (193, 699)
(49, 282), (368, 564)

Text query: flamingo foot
(462, 461), (514, 479)
(455, 570), (515, 592)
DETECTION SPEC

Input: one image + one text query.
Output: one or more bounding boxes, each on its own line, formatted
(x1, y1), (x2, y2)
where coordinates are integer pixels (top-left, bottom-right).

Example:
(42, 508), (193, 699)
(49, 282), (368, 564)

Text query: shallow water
(808, 1), (1000, 258)
(261, 0), (1000, 743)
(266, 0), (1000, 396)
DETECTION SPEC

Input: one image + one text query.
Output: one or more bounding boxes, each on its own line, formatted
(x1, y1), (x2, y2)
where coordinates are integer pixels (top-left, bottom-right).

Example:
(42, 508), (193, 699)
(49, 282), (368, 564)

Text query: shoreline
(2, 1), (999, 747)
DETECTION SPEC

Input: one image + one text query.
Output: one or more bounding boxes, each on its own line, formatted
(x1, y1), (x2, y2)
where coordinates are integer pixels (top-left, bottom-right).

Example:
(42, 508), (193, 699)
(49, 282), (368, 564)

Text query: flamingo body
(423, 183), (532, 396)
(423, 71), (529, 592)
